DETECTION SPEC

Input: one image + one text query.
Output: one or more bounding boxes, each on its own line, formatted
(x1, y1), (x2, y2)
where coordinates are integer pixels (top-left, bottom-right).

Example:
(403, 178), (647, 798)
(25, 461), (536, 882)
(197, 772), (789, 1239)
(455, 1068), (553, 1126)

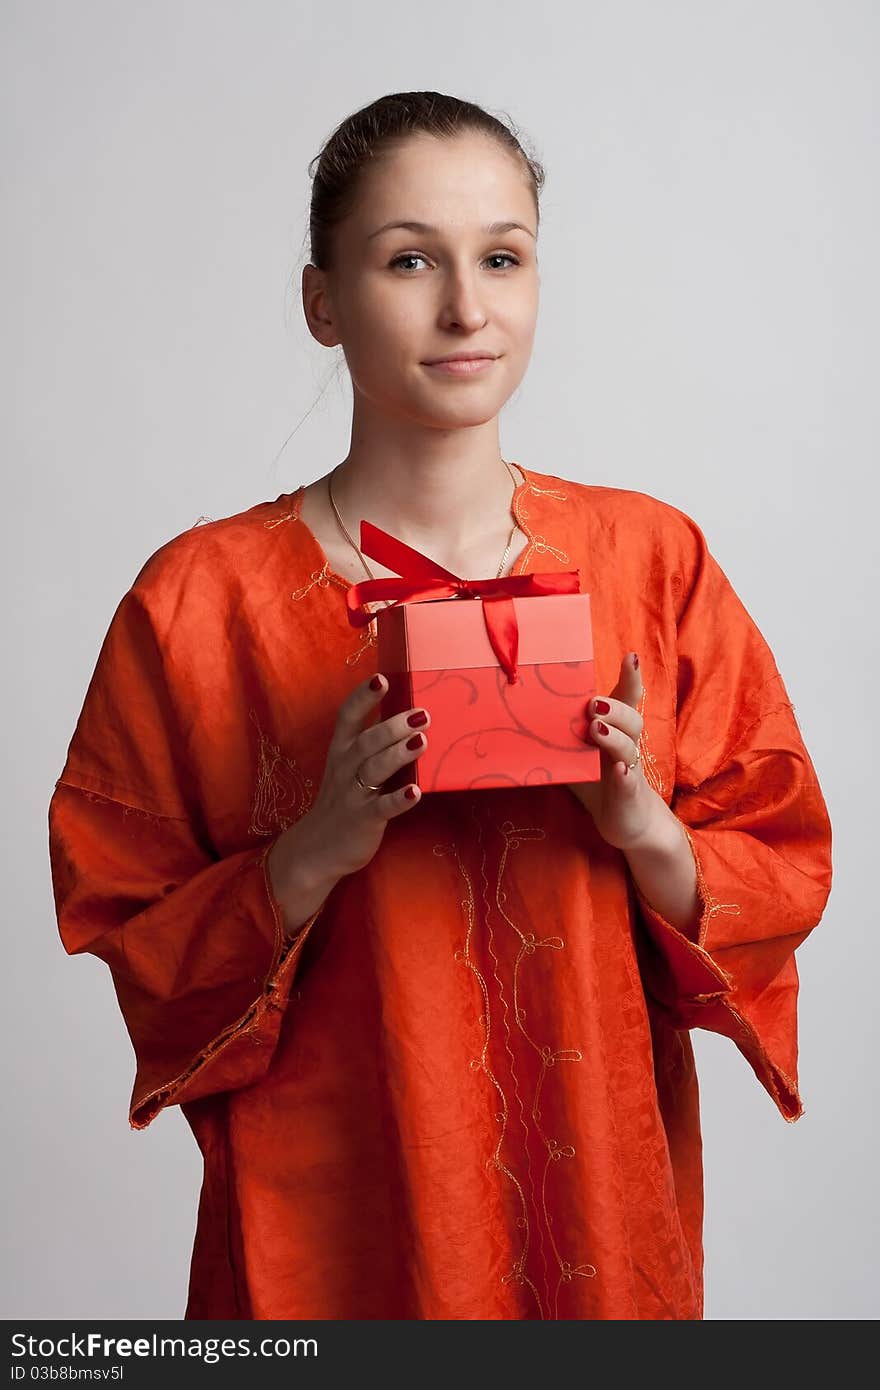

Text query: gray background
(3, 0), (875, 1320)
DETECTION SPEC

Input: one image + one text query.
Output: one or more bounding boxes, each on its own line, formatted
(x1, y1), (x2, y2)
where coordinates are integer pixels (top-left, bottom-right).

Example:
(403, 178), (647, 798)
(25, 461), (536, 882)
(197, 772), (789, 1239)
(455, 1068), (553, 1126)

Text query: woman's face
(305, 131), (541, 429)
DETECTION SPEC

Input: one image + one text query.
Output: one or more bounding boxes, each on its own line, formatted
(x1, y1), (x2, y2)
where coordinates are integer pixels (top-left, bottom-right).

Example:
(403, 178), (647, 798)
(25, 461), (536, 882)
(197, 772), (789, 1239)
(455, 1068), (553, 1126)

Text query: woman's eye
(389, 253), (429, 273)
(389, 252), (520, 274)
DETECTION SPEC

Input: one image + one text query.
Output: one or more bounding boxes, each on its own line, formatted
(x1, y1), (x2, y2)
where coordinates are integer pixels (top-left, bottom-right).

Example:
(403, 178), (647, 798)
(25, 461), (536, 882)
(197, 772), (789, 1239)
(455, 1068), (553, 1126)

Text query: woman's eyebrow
(367, 219), (536, 240)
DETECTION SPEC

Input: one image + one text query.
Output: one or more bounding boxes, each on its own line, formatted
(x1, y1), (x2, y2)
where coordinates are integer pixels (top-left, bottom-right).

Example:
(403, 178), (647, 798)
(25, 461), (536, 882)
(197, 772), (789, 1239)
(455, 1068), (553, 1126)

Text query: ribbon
(345, 519), (581, 684)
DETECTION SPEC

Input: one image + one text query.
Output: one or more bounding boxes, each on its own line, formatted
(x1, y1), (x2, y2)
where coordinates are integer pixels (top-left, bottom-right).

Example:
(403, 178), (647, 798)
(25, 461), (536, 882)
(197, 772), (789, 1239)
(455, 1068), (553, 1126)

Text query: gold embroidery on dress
(344, 624), (377, 666)
(290, 562), (340, 603)
(521, 481), (568, 501)
(681, 823), (741, 945)
(279, 493), (374, 664)
(71, 787), (166, 825)
(636, 686), (666, 798)
(510, 478), (571, 570)
(517, 477), (568, 522)
(263, 507), (300, 529)
(527, 535), (571, 564)
(440, 803), (598, 1319)
(726, 1017), (803, 1125)
(434, 835), (546, 1319)
(247, 709), (314, 835)
(475, 806), (548, 1317)
(494, 815), (598, 1318)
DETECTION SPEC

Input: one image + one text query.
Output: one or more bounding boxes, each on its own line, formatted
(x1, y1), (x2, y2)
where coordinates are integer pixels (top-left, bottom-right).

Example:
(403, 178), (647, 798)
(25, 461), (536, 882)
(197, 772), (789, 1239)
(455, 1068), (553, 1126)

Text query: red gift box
(346, 521), (601, 794)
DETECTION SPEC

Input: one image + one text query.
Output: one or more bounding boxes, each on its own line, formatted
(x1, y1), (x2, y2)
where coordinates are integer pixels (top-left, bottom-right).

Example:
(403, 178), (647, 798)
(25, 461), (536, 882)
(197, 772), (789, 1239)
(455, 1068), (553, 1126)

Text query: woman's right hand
(267, 674), (430, 929)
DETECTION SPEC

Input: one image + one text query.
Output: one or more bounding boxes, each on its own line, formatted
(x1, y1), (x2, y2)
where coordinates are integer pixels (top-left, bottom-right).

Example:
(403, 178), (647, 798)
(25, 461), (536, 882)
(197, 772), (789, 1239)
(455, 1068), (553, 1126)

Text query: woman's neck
(328, 451), (523, 553)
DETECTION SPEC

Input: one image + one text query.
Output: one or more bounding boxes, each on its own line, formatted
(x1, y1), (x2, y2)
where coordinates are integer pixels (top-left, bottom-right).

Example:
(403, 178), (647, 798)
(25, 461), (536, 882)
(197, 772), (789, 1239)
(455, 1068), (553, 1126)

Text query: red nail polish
(596, 721), (610, 736)
(370, 674), (383, 691)
(632, 653), (639, 669)
(594, 699), (610, 714)
(404, 785), (418, 800)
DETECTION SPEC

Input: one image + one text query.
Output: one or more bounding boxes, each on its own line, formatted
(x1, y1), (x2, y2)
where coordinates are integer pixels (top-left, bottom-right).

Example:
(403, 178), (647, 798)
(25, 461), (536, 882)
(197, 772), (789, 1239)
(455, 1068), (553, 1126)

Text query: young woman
(48, 91), (833, 1321)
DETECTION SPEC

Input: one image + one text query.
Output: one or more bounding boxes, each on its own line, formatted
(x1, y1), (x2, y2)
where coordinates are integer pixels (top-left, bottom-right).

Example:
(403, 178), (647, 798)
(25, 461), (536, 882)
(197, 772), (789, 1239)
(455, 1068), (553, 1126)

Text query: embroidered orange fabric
(47, 464), (833, 1320)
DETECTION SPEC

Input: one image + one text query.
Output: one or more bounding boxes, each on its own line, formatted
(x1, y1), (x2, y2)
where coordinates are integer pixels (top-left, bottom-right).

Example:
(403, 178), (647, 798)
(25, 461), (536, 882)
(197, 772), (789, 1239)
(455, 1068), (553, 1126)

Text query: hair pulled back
(307, 91), (545, 272)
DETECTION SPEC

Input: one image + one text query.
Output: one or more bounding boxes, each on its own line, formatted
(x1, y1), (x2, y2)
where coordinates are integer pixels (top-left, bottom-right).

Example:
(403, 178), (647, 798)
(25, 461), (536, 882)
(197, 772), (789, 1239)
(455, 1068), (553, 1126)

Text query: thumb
(611, 650), (643, 711)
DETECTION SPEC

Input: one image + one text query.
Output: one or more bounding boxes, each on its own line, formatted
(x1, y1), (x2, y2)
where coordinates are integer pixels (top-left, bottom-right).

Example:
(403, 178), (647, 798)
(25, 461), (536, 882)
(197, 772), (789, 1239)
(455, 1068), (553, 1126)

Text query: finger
(380, 781), (423, 819)
(607, 650), (643, 708)
(331, 672), (391, 752)
(623, 650), (644, 709)
(588, 718), (641, 775)
(357, 700), (432, 763)
(355, 724), (430, 790)
(586, 695), (643, 743)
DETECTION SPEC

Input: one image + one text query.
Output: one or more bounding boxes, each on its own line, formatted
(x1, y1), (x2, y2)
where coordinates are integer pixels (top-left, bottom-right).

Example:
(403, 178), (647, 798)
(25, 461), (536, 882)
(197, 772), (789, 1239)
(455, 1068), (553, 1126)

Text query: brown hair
(307, 91), (545, 272)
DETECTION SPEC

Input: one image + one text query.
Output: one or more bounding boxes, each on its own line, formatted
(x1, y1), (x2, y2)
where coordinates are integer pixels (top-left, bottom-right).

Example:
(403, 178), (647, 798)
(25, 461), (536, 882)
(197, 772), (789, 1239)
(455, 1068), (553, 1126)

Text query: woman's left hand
(567, 651), (663, 851)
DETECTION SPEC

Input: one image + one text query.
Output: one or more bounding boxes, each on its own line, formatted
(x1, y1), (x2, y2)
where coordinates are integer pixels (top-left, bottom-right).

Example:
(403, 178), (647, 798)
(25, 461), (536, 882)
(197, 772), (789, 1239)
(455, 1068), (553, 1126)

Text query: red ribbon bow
(346, 520), (581, 684)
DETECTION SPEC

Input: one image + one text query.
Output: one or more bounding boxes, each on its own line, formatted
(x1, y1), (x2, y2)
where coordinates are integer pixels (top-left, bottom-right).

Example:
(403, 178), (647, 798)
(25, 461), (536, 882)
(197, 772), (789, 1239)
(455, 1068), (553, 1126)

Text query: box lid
(393, 592), (593, 672)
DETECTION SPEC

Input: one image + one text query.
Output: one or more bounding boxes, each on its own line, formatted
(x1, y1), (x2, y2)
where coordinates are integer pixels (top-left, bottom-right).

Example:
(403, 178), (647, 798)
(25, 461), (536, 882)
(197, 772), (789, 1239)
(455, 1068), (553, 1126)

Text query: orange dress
(47, 464), (833, 1320)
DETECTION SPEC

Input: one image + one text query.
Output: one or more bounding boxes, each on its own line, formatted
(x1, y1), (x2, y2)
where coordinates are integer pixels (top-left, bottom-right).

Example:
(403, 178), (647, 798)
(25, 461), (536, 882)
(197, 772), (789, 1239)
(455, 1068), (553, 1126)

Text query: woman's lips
(423, 357), (497, 375)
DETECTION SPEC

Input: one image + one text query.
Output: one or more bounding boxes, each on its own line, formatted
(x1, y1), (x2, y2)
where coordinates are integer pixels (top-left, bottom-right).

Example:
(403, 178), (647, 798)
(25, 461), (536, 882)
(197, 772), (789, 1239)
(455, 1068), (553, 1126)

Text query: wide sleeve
(48, 573), (329, 1131)
(631, 511), (833, 1123)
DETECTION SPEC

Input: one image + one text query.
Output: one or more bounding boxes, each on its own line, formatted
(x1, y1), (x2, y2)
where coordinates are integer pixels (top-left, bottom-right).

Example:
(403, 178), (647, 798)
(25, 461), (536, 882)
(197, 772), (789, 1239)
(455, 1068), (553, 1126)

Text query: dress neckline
(288, 460), (540, 591)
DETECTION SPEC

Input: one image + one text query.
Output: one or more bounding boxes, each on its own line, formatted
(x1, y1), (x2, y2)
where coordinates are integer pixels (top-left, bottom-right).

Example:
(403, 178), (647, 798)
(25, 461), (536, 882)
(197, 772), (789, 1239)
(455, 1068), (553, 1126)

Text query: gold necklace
(327, 459), (522, 636)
